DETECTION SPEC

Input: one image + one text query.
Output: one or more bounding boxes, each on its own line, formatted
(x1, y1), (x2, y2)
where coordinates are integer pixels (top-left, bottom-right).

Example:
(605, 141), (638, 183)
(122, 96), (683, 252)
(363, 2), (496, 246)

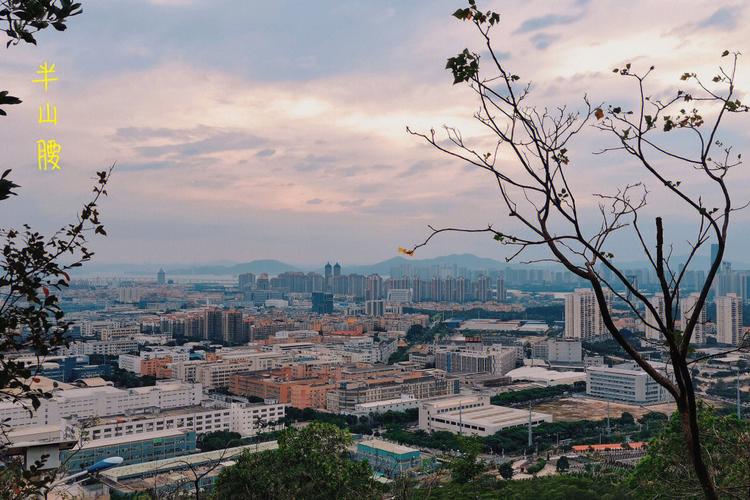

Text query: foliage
(412, 473), (628, 500)
(526, 458), (547, 475)
(583, 338), (629, 357)
(405, 324), (433, 343)
(0, 170), (111, 412)
(213, 422), (381, 500)
(283, 406), (418, 437)
(386, 411), (667, 457)
(448, 436), (486, 484)
(489, 383), (584, 405)
(197, 431), (242, 452)
(383, 427), (482, 453)
(627, 404), (750, 498)
(103, 365), (156, 388)
(0, 0), (82, 116)
(556, 455), (570, 472)
(388, 346), (410, 364)
(498, 461), (513, 480)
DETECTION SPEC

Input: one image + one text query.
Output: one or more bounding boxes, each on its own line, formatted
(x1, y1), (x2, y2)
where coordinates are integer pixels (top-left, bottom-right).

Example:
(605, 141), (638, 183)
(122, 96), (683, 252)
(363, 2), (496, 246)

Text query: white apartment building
(352, 395), (419, 416)
(118, 349), (191, 374)
(64, 339), (139, 356)
(386, 289), (413, 304)
(587, 362), (673, 404)
(546, 339), (582, 363)
(434, 346), (517, 375)
(564, 289), (611, 340)
(680, 293), (708, 345)
(229, 402), (286, 436)
(644, 293), (666, 341)
(100, 325), (141, 341)
(716, 293), (743, 345)
(0, 380), (204, 429)
(61, 401), (285, 441)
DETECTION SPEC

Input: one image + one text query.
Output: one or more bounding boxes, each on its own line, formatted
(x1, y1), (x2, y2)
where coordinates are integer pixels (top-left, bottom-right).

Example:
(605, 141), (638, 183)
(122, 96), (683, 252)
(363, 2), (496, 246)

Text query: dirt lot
(533, 397), (676, 421)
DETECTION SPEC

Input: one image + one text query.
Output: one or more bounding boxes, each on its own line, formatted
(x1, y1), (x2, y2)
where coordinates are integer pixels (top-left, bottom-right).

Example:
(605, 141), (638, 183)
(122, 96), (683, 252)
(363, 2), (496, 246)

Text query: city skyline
(0, 0), (748, 266)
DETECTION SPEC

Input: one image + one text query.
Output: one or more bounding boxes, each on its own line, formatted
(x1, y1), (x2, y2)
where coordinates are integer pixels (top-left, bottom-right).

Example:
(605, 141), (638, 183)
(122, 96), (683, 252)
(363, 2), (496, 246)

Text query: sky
(0, 0), (748, 268)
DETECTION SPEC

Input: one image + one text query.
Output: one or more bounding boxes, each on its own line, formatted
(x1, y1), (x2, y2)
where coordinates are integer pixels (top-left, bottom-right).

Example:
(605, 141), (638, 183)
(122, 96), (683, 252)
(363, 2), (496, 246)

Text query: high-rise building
(680, 293), (708, 344)
(204, 308), (223, 342)
(311, 292), (333, 314)
(365, 300), (385, 317)
(475, 275), (490, 302)
(564, 288), (610, 340)
(348, 274), (366, 300)
(324, 262), (333, 292)
(222, 310), (244, 345)
(366, 274), (383, 301)
(496, 276), (506, 302)
(157, 268), (166, 285)
(238, 273), (256, 292)
(333, 262), (341, 277)
(716, 293), (743, 345)
(644, 293), (666, 342)
(256, 273), (270, 290)
(308, 272), (324, 293)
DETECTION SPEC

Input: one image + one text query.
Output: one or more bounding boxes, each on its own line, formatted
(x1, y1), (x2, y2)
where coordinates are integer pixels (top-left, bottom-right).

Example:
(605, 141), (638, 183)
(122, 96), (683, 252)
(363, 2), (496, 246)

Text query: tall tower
(204, 308), (223, 342)
(333, 262), (341, 277)
(496, 275), (506, 302)
(564, 288), (610, 340)
(366, 274), (383, 301)
(475, 275), (490, 302)
(222, 310), (244, 345)
(324, 262), (333, 292)
(680, 293), (707, 344)
(716, 293), (742, 345)
(238, 272), (256, 292)
(644, 293), (666, 342)
(157, 268), (166, 285)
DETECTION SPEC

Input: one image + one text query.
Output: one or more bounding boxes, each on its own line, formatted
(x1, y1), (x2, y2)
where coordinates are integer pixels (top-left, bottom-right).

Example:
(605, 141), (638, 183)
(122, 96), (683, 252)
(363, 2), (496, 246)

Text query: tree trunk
(677, 375), (718, 500)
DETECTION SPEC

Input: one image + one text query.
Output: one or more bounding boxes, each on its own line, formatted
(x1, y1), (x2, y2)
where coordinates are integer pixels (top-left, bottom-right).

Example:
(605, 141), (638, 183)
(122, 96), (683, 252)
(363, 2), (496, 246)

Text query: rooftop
(101, 441), (278, 480)
(75, 429), (190, 449)
(357, 439), (419, 456)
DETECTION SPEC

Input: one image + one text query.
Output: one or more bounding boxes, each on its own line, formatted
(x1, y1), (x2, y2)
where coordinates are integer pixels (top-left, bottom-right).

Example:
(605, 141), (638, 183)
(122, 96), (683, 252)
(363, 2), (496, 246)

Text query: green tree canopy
(628, 404), (750, 498)
(213, 422), (381, 500)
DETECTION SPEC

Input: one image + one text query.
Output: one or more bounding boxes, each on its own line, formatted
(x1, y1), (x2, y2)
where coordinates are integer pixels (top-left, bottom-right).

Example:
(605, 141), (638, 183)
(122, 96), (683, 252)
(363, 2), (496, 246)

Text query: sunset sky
(0, 0), (748, 267)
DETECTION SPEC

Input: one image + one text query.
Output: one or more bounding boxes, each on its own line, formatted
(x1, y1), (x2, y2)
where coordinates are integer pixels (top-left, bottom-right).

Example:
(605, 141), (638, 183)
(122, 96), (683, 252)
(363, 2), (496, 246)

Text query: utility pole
(527, 403), (533, 449)
(737, 365), (742, 420)
(459, 400), (463, 435)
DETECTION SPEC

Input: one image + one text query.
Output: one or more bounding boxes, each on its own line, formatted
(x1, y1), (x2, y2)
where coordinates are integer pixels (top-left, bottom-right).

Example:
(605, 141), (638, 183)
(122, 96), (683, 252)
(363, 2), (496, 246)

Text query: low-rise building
(355, 439), (421, 478)
(434, 346), (517, 375)
(327, 369), (459, 414)
(61, 429), (197, 472)
(418, 395), (552, 437)
(586, 362), (673, 404)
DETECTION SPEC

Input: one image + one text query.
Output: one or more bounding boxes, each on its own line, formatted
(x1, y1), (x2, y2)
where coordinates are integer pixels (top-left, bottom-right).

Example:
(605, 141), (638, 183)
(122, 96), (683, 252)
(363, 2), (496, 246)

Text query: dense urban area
(1, 254), (747, 497)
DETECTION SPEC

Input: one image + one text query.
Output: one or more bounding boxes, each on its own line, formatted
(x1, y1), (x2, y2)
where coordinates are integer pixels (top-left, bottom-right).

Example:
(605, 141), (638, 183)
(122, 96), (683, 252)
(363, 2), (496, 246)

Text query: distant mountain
(343, 253), (505, 275)
(168, 259), (301, 276)
(77, 254), (511, 277)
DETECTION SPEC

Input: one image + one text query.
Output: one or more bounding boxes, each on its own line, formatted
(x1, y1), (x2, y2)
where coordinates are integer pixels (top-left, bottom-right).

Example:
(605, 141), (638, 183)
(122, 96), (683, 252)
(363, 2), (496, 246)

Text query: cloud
(530, 33), (560, 50)
(696, 6), (742, 30)
(398, 160), (434, 177)
(135, 131), (266, 158)
(514, 14), (580, 34)
(255, 148), (276, 157)
(306, 198), (323, 205)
